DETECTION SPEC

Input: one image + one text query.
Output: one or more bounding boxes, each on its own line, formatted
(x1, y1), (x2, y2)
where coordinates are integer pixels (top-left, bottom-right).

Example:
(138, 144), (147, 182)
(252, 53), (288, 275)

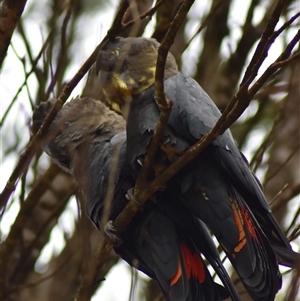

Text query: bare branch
(284, 267), (300, 301)
(240, 0), (287, 86)
(249, 32), (300, 98)
(0, 0), (28, 67)
(45, 0), (75, 96)
(288, 223), (300, 242)
(1, 164), (77, 299)
(122, 0), (166, 28)
(0, 28), (56, 127)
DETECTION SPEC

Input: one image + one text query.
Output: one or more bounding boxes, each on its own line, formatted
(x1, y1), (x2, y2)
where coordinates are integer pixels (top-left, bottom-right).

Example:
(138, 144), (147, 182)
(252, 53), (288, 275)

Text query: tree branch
(1, 163), (77, 299)
(240, 0), (287, 86)
(121, 0), (166, 28)
(0, 0), (28, 67)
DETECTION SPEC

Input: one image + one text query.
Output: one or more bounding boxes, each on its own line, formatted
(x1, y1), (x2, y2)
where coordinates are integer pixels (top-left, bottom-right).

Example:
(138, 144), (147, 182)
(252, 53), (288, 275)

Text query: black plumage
(32, 97), (239, 301)
(96, 36), (300, 300)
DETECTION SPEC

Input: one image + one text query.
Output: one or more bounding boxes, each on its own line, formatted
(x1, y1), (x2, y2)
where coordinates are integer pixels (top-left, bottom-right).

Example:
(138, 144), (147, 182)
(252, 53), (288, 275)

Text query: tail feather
(217, 148), (292, 251)
(225, 192), (282, 301)
(169, 242), (227, 301)
(156, 186), (241, 301)
(126, 204), (227, 301)
(176, 156), (282, 301)
(184, 218), (242, 301)
(271, 241), (300, 268)
(201, 237), (241, 301)
(157, 187), (242, 301)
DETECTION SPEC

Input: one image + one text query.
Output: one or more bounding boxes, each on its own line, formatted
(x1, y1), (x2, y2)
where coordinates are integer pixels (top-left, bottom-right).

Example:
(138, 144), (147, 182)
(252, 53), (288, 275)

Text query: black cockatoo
(96, 36), (300, 301)
(32, 97), (241, 301)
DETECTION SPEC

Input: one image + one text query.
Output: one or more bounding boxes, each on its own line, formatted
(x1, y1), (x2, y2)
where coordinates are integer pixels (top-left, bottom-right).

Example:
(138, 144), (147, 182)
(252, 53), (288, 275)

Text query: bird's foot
(126, 188), (143, 206)
(104, 220), (122, 245)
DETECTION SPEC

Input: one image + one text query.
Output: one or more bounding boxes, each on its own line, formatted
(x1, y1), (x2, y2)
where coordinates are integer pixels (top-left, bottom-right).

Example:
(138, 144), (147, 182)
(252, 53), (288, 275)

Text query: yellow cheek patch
(111, 74), (133, 99)
(148, 66), (156, 76)
(110, 101), (122, 114)
(126, 77), (137, 88)
(112, 73), (129, 91)
(136, 66), (156, 91)
(102, 89), (122, 113)
(144, 66), (156, 82)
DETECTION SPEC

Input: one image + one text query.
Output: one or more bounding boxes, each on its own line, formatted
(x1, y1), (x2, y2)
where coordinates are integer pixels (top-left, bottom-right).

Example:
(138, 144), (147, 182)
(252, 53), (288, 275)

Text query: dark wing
(156, 188), (241, 301)
(126, 78), (283, 299)
(86, 131), (128, 228)
(114, 143), (231, 301)
(94, 140), (231, 301)
(164, 73), (292, 254)
(33, 98), (231, 300)
(119, 201), (227, 301)
(169, 155), (281, 301)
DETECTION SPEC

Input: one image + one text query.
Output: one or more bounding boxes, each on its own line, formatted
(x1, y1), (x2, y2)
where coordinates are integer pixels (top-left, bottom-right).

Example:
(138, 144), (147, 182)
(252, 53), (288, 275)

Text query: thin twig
(45, 0), (74, 96)
(287, 203), (300, 237)
(0, 29), (55, 127)
(269, 183), (289, 206)
(183, 0), (223, 53)
(240, 0), (287, 87)
(265, 145), (300, 183)
(288, 224), (300, 242)
(284, 267), (300, 301)
(272, 183), (300, 214)
(10, 43), (34, 107)
(122, 0), (166, 28)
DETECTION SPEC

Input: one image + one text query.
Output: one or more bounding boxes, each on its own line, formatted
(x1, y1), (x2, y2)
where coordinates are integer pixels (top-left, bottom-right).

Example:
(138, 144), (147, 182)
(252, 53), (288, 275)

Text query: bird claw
(104, 221), (122, 245)
(126, 188), (143, 206)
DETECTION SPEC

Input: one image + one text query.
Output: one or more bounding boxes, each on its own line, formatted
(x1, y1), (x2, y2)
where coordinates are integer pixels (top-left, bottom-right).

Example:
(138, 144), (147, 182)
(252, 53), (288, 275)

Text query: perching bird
(32, 97), (241, 301)
(96, 36), (300, 301)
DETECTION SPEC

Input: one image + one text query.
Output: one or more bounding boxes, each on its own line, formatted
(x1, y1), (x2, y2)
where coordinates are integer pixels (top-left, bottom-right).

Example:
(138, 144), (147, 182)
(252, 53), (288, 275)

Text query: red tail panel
(230, 201), (247, 253)
(180, 243), (205, 283)
(170, 260), (182, 286)
(240, 207), (258, 241)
